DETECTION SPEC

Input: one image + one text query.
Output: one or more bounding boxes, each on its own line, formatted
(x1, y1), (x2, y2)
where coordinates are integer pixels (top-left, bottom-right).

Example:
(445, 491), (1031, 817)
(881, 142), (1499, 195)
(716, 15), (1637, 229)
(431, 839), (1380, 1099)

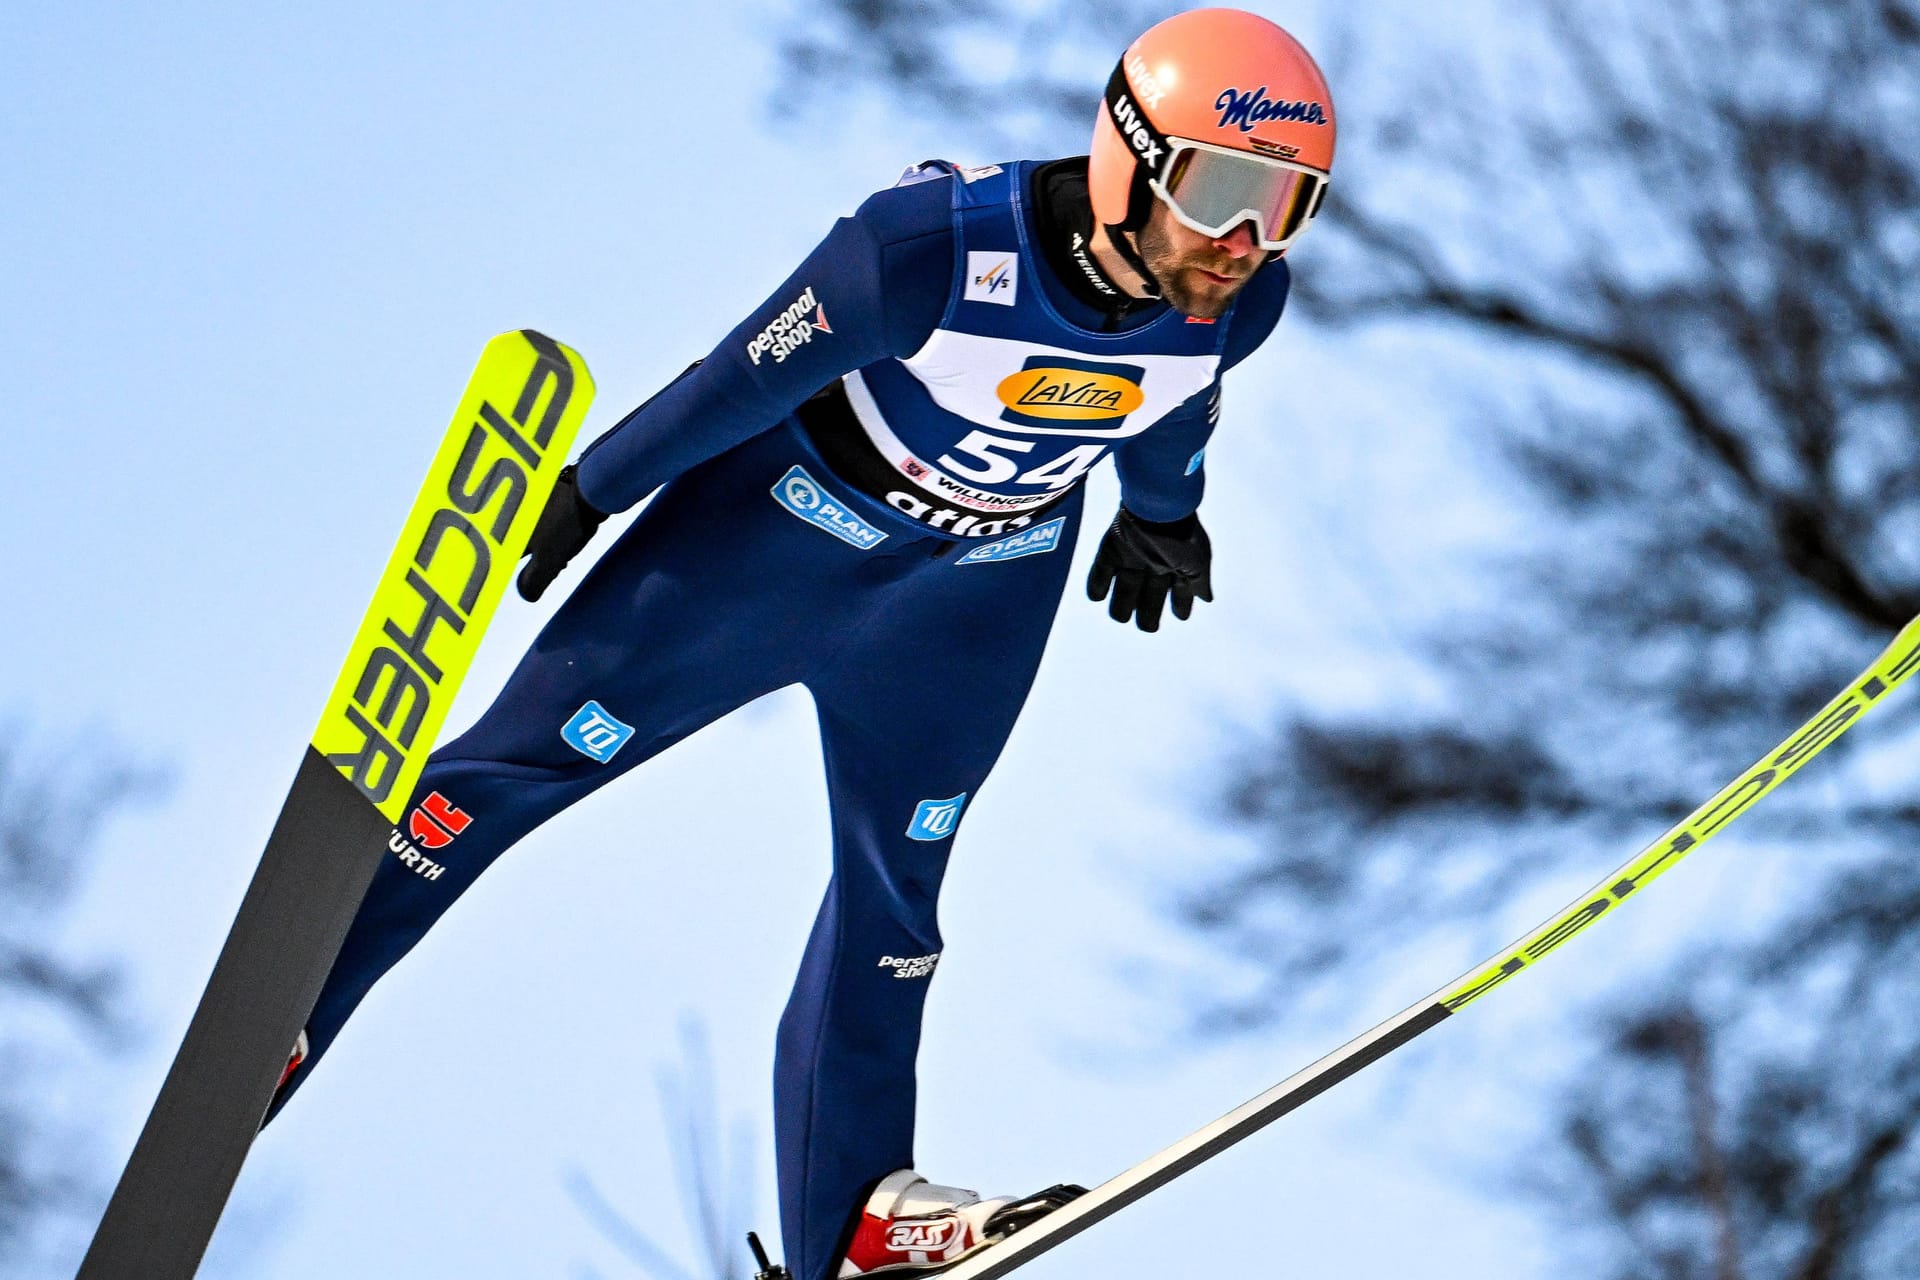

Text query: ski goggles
(1149, 137), (1329, 252)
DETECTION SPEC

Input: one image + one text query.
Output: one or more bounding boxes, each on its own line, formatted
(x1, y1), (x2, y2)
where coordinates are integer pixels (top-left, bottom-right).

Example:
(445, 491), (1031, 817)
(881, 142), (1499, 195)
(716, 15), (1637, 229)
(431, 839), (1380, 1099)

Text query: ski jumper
(269, 159), (1290, 1280)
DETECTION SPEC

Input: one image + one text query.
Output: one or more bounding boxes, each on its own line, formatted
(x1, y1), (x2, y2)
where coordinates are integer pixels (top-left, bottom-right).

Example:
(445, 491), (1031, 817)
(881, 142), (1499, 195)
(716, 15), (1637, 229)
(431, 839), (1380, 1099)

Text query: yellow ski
(79, 330), (594, 1280)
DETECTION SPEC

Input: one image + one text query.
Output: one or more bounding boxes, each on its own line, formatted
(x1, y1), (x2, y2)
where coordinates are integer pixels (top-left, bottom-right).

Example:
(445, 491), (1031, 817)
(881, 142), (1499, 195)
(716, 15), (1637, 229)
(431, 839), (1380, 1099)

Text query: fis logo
(956, 516), (1066, 565)
(878, 952), (942, 980)
(1215, 86), (1330, 132)
(746, 286), (832, 365)
(997, 356), (1146, 427)
(773, 465), (888, 549)
(408, 791), (472, 849)
(886, 1220), (961, 1252)
(907, 793), (968, 841)
(562, 700), (635, 763)
(964, 251), (1019, 306)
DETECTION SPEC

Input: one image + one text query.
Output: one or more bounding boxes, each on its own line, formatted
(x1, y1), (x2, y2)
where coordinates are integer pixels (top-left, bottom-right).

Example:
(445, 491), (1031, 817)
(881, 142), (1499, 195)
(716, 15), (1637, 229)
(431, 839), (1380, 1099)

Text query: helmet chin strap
(1101, 223), (1163, 299)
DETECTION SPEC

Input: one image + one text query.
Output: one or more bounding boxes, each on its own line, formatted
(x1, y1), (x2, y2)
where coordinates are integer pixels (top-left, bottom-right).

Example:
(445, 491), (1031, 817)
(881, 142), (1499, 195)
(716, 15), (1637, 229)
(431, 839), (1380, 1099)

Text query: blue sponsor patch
(562, 700), (635, 764)
(906, 793), (968, 841)
(956, 516), (1066, 565)
(1184, 447), (1207, 476)
(772, 465), (888, 549)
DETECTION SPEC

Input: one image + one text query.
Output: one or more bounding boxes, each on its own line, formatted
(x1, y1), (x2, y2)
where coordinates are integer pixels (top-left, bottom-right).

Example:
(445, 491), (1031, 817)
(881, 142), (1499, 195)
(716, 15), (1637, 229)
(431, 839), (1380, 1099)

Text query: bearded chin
(1153, 267), (1234, 320)
(1134, 224), (1244, 320)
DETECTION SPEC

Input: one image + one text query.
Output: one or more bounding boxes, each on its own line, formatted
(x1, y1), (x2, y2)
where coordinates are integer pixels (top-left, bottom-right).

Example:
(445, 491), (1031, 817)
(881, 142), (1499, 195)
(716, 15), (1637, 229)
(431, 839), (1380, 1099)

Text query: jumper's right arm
(513, 179), (953, 600)
(572, 183), (953, 515)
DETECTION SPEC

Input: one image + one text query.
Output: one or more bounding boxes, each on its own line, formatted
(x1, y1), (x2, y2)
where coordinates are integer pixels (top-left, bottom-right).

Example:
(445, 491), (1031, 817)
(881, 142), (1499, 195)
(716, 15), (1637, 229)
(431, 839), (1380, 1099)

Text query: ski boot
(835, 1169), (1085, 1276)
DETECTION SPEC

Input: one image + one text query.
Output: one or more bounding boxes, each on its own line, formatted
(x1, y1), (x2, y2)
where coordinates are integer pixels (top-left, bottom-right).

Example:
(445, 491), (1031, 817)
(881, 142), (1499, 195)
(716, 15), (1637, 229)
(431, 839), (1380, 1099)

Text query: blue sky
(0, 3), (1671, 1277)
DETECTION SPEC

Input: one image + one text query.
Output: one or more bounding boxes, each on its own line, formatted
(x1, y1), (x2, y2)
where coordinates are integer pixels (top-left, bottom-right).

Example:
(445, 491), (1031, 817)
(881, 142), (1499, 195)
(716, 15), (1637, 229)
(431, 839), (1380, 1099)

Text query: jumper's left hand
(516, 464), (609, 602)
(1086, 507), (1213, 632)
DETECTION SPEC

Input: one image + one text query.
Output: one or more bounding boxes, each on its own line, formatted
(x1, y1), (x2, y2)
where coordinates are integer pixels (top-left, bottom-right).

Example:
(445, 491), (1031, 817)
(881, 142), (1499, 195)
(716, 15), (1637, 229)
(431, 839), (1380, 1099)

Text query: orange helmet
(1089, 8), (1336, 252)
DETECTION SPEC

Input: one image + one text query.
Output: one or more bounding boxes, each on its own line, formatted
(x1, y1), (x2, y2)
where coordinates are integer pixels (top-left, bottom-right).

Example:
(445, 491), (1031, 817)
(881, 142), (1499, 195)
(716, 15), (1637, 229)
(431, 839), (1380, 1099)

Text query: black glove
(1086, 507), (1213, 632)
(516, 465), (608, 602)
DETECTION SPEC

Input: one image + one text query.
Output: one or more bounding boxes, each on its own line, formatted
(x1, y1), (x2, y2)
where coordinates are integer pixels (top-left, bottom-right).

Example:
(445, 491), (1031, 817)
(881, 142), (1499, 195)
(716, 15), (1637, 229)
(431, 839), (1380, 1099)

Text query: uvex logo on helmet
(1108, 93), (1164, 167)
(1123, 50), (1168, 109)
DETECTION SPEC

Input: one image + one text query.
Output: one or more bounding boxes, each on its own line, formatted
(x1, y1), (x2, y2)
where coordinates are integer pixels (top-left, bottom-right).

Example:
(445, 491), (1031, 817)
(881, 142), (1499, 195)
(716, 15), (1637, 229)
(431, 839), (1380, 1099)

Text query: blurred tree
(772, 0), (1920, 1274)
(0, 726), (158, 1277)
(567, 1018), (760, 1280)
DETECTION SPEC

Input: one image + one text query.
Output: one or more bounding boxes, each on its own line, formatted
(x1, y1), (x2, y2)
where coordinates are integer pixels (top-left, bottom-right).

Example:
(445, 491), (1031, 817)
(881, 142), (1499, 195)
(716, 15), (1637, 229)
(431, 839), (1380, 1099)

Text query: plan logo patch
(996, 356), (1146, 427)
(964, 251), (1019, 306)
(562, 700), (635, 764)
(772, 465), (888, 549)
(906, 793), (968, 841)
(956, 516), (1066, 565)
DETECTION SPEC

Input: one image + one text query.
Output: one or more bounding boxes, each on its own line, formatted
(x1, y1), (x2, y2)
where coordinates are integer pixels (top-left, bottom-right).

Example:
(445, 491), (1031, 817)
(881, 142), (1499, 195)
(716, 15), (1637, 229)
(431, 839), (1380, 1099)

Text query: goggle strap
(1104, 59), (1174, 194)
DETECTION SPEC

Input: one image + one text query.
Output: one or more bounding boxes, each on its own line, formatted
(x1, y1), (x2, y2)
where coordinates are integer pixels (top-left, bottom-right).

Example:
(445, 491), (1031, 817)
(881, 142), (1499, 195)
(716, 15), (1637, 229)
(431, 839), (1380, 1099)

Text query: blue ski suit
(273, 159), (1290, 1280)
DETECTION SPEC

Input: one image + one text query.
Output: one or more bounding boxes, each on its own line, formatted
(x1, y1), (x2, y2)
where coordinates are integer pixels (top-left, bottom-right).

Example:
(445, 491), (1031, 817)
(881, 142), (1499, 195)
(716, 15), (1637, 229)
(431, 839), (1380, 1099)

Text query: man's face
(1133, 201), (1269, 319)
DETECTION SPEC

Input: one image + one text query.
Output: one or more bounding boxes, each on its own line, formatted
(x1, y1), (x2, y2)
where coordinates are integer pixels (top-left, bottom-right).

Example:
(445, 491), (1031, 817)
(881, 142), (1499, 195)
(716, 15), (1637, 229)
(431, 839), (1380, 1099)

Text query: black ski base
(78, 748), (395, 1279)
